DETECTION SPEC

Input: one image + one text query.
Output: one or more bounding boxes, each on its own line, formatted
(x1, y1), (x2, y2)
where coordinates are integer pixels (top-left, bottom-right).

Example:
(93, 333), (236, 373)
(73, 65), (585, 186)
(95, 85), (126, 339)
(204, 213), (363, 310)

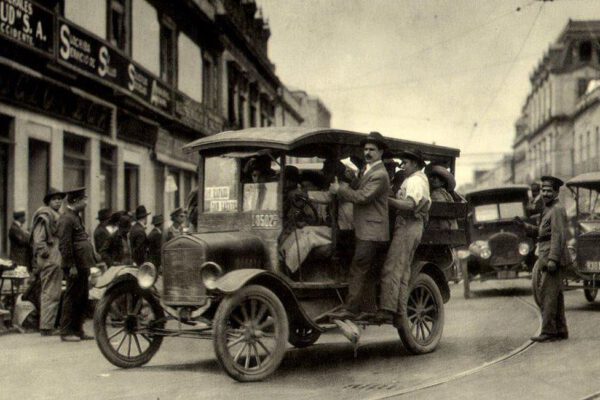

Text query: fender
(412, 261), (451, 303)
(94, 265), (139, 289)
(212, 269), (322, 332)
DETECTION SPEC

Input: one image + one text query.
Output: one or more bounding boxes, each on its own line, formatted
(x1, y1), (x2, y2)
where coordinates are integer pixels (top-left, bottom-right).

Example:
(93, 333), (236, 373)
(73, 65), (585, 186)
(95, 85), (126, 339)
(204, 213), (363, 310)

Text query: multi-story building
(512, 20), (600, 184)
(0, 0), (327, 254)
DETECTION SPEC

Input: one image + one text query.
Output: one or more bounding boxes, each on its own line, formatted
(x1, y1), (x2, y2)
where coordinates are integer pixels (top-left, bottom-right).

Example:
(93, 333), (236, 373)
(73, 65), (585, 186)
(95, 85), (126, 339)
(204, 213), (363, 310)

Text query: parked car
(531, 172), (600, 306)
(92, 127), (466, 382)
(460, 185), (536, 298)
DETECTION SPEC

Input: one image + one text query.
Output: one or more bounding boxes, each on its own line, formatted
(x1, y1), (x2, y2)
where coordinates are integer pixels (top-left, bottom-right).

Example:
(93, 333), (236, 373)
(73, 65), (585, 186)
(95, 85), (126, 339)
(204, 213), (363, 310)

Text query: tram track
(364, 289), (542, 400)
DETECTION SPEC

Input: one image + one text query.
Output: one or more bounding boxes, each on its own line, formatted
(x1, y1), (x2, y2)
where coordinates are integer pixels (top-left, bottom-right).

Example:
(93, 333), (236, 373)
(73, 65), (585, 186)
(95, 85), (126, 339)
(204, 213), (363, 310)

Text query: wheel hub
(125, 316), (138, 332)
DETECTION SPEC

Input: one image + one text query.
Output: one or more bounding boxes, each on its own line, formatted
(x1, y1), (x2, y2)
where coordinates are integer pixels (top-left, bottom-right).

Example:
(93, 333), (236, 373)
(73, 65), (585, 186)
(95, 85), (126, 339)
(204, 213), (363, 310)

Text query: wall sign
(0, 0), (54, 55)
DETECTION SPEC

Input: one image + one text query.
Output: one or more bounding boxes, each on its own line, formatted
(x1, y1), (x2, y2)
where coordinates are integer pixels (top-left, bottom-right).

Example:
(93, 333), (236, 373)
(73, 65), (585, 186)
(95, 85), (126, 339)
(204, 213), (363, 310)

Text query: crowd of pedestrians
(4, 187), (194, 341)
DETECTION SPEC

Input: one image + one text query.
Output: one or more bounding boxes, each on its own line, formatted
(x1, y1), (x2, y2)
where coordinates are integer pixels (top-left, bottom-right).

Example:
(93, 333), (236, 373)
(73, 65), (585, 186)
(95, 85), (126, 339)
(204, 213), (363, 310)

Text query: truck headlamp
(200, 261), (223, 290)
(137, 262), (158, 289)
(518, 242), (530, 256)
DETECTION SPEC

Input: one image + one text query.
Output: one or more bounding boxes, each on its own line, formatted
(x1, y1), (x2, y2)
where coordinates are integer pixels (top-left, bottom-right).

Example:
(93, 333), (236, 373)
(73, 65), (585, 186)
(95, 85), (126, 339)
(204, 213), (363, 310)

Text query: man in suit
(519, 176), (570, 342)
(329, 131), (390, 319)
(31, 187), (65, 336)
(147, 215), (164, 271)
(377, 149), (431, 324)
(93, 208), (111, 255)
(130, 205), (150, 266)
(100, 215), (132, 267)
(57, 187), (95, 342)
(9, 210), (30, 268)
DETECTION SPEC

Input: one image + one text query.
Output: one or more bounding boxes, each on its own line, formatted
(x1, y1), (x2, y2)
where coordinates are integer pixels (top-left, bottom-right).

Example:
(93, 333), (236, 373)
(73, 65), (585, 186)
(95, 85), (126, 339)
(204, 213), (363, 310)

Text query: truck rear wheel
(397, 273), (445, 354)
(213, 285), (289, 382)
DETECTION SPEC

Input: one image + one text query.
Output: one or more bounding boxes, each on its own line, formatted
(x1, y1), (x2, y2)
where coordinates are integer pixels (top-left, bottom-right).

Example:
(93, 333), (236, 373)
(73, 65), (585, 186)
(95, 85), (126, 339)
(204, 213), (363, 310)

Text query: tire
(213, 285), (289, 382)
(461, 258), (471, 299)
(288, 326), (321, 348)
(94, 281), (164, 368)
(532, 262), (543, 308)
(397, 273), (445, 355)
(584, 283), (598, 302)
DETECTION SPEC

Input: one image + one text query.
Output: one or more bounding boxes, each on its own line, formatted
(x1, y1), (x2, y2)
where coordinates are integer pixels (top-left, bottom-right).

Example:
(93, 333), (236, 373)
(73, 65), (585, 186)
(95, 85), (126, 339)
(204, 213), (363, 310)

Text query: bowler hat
(426, 165), (456, 192)
(399, 149), (425, 168)
(13, 210), (25, 219)
(360, 131), (388, 150)
(43, 187), (65, 205)
(135, 205), (150, 220)
(151, 215), (164, 226)
(65, 187), (86, 203)
(96, 208), (111, 221)
(541, 175), (564, 190)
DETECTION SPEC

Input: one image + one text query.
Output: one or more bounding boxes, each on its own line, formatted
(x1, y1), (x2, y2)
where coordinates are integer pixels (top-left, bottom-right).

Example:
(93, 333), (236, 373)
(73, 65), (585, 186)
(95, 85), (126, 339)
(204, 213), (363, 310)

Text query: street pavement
(1, 279), (598, 399)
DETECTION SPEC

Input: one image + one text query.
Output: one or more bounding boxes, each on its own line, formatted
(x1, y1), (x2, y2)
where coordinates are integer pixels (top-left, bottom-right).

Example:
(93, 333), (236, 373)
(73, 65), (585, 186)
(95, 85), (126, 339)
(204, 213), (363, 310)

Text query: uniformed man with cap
(518, 175), (570, 342)
(147, 214), (164, 271)
(57, 187), (95, 342)
(130, 205), (150, 266)
(166, 208), (189, 242)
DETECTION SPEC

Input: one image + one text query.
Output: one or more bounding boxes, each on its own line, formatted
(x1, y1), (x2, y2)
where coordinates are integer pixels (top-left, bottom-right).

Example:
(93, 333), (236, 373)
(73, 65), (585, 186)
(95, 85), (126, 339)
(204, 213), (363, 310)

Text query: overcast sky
(260, 0), (600, 184)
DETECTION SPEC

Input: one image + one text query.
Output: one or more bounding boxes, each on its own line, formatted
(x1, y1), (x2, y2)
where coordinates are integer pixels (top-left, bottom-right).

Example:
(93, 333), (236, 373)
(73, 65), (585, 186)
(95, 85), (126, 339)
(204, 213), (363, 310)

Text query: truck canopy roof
(566, 172), (600, 190)
(183, 127), (460, 165)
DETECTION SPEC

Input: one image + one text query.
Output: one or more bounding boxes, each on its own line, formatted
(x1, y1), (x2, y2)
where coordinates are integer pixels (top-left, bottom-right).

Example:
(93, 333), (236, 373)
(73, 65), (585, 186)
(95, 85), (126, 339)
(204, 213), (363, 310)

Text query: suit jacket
(337, 162), (390, 242)
(100, 231), (132, 267)
(9, 221), (31, 267)
(93, 224), (111, 254)
(129, 222), (147, 266)
(146, 228), (163, 269)
(538, 199), (571, 268)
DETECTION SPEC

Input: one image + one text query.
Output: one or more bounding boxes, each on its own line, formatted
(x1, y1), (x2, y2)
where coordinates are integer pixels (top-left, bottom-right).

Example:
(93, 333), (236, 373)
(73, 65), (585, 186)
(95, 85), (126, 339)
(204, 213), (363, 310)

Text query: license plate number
(585, 261), (600, 271)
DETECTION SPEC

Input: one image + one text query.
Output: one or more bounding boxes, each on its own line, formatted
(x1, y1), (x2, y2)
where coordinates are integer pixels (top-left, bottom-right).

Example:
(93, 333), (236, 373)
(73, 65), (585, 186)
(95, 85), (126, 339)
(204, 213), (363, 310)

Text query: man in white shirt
(376, 149), (431, 324)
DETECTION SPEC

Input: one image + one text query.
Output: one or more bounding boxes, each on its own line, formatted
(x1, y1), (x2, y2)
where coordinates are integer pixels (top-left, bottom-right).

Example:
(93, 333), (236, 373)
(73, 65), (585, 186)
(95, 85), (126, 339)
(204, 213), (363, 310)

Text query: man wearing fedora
(57, 187), (95, 341)
(377, 149), (431, 324)
(147, 215), (164, 271)
(100, 215), (133, 267)
(518, 176), (570, 342)
(9, 210), (30, 269)
(130, 205), (150, 266)
(93, 208), (112, 255)
(31, 187), (65, 335)
(329, 131), (390, 319)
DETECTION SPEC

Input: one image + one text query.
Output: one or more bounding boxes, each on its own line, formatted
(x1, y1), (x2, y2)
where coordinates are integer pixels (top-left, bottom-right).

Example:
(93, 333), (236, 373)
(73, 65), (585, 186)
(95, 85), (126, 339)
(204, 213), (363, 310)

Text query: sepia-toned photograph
(1, 0), (600, 398)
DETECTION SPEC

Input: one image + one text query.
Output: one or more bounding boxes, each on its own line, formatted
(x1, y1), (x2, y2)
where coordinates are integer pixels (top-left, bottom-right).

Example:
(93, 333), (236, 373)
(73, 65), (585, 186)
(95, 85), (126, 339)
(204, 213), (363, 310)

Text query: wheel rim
(224, 296), (280, 375)
(103, 292), (160, 360)
(407, 284), (439, 345)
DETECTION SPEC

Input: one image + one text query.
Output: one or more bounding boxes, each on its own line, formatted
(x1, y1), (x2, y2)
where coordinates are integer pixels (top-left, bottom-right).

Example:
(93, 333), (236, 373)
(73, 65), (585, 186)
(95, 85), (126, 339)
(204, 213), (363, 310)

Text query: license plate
(585, 261), (600, 272)
(497, 270), (517, 279)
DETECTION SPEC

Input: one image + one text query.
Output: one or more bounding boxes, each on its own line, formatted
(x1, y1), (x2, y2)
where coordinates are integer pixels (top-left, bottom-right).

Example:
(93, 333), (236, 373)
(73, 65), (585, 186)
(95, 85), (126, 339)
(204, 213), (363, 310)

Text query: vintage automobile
(531, 172), (600, 305)
(460, 185), (536, 298)
(92, 128), (466, 382)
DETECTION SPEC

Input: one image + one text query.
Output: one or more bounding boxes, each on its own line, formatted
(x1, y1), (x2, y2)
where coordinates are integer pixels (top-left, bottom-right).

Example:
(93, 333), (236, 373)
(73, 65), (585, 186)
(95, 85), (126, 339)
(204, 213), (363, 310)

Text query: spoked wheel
(288, 326), (321, 348)
(213, 285), (289, 382)
(532, 262), (543, 308)
(584, 281), (598, 302)
(94, 281), (164, 368)
(397, 273), (444, 354)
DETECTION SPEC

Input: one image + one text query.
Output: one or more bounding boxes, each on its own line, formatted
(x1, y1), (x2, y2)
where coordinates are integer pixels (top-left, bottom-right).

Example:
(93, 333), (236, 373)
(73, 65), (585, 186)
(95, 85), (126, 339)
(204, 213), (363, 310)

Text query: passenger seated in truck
(425, 164), (458, 230)
(243, 155), (277, 183)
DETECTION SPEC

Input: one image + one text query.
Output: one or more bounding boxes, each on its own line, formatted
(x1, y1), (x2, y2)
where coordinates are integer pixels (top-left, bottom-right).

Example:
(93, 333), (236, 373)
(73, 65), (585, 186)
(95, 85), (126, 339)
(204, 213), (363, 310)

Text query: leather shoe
(373, 310), (395, 325)
(40, 329), (60, 337)
(327, 309), (356, 320)
(79, 333), (94, 341)
(61, 335), (81, 342)
(530, 334), (557, 342)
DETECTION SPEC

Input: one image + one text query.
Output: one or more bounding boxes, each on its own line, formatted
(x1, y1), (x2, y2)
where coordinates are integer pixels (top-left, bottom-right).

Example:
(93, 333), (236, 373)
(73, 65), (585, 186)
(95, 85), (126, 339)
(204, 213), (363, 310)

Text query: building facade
(512, 20), (600, 185)
(0, 0), (327, 254)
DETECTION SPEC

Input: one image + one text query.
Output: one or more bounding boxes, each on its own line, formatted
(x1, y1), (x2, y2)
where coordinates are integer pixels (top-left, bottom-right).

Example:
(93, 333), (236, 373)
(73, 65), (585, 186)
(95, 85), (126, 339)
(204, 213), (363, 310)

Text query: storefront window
(108, 0), (130, 53)
(63, 134), (88, 192)
(100, 144), (117, 210)
(124, 163), (139, 212)
(165, 169), (180, 212)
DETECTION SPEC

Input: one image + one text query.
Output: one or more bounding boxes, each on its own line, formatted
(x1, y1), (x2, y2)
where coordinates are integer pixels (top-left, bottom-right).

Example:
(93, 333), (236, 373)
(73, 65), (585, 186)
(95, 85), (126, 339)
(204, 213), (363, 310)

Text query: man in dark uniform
(9, 210), (30, 268)
(100, 215), (133, 267)
(519, 176), (570, 342)
(57, 187), (95, 342)
(130, 205), (150, 266)
(147, 215), (164, 271)
(93, 208), (111, 254)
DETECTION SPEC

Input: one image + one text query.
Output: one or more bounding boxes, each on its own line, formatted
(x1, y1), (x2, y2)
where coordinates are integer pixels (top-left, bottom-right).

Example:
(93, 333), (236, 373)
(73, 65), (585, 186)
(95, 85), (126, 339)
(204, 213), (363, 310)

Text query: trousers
(60, 268), (89, 336)
(346, 239), (388, 314)
(40, 263), (63, 330)
(380, 217), (424, 315)
(538, 261), (568, 336)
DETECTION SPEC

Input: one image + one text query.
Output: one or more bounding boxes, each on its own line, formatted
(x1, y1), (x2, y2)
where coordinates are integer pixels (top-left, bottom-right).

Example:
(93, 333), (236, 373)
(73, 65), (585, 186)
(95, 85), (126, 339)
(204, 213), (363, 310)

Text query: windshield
(474, 201), (525, 222)
(203, 157), (239, 213)
(243, 182), (278, 211)
(577, 188), (600, 219)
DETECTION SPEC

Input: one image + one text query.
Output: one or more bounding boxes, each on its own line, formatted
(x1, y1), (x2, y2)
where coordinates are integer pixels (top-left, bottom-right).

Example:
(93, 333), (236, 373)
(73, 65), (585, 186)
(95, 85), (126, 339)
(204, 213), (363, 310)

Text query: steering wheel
(290, 192), (320, 226)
